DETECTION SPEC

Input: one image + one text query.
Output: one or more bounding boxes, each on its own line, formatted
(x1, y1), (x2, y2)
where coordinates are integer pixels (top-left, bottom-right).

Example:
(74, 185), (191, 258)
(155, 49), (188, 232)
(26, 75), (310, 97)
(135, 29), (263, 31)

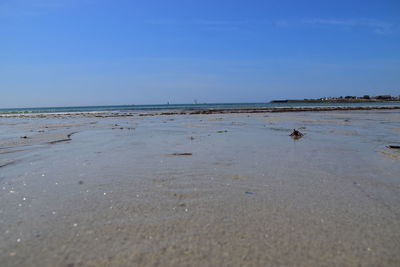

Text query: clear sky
(1, 0), (399, 107)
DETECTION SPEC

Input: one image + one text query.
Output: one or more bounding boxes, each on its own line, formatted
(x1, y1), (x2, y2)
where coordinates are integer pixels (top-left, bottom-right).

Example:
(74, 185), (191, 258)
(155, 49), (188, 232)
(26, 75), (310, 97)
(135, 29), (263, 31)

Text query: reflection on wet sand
(0, 110), (399, 266)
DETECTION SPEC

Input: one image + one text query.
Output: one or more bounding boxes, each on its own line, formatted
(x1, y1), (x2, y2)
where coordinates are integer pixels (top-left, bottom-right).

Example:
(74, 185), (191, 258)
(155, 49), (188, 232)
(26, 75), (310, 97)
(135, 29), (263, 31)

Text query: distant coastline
(1, 100), (400, 115)
(271, 99), (400, 103)
(270, 94), (400, 103)
(2, 105), (400, 118)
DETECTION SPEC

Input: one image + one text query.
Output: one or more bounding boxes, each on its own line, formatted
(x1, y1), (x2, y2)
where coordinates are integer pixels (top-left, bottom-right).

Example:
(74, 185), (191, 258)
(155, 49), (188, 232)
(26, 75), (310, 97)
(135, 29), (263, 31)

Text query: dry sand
(1, 110), (400, 266)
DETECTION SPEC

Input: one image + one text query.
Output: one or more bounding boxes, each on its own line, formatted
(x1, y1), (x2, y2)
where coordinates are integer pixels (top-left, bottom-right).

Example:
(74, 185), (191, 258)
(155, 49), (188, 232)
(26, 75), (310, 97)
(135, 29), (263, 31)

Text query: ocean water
(1, 102), (400, 114)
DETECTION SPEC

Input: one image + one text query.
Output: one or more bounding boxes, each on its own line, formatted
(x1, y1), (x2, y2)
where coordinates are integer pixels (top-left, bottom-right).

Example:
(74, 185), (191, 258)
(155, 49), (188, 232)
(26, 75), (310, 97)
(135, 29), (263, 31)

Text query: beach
(1, 109), (400, 266)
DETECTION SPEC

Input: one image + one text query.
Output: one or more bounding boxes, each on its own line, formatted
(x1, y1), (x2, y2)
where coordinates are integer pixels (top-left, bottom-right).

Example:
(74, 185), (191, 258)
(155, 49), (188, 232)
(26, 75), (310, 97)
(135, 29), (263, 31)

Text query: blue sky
(0, 0), (399, 107)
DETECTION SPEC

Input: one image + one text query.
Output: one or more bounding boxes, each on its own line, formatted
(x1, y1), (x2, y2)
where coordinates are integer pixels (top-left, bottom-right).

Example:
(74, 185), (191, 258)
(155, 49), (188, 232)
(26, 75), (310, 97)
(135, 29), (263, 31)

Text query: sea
(1, 102), (400, 114)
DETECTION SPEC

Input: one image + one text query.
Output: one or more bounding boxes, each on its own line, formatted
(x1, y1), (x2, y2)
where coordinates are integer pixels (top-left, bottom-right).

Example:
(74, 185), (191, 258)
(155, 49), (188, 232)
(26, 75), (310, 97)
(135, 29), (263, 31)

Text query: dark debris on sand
(169, 153), (193, 156)
(289, 129), (304, 139)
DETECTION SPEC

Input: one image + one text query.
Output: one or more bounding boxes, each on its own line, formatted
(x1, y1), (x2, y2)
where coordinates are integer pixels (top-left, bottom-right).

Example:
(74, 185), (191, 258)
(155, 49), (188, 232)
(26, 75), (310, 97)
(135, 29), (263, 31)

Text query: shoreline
(0, 105), (400, 118)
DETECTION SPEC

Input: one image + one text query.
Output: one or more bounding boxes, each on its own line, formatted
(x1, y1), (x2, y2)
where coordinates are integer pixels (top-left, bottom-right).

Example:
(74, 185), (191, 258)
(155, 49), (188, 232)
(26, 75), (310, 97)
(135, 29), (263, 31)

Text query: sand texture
(1, 110), (400, 266)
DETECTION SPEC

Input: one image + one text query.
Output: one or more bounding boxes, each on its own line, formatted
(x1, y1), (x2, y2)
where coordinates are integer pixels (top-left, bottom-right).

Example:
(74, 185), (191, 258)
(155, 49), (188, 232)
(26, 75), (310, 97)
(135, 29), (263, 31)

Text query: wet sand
(1, 110), (400, 266)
